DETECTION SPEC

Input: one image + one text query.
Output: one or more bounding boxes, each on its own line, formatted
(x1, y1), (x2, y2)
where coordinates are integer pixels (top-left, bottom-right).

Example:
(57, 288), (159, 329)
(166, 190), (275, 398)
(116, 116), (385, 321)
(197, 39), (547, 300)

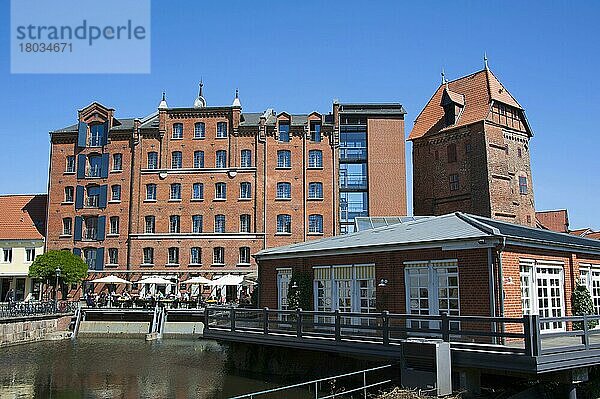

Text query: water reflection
(0, 338), (310, 399)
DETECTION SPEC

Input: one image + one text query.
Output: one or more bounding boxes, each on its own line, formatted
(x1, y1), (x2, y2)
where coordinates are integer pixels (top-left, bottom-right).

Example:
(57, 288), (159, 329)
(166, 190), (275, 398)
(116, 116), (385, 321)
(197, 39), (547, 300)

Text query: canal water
(0, 338), (311, 399)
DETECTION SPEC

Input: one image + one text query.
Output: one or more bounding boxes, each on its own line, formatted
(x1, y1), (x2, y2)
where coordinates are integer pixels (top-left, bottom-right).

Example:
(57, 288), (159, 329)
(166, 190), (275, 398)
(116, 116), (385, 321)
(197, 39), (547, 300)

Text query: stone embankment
(0, 314), (72, 347)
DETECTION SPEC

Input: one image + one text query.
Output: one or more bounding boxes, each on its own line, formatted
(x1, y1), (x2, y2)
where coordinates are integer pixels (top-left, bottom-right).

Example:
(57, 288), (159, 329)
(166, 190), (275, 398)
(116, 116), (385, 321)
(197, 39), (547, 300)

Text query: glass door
(536, 266), (565, 332)
(407, 266), (431, 330)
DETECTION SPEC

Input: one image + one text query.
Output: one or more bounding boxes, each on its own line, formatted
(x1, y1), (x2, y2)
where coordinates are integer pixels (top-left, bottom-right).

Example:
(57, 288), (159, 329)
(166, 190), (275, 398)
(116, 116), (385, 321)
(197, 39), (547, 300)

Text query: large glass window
(339, 127), (367, 161)
(519, 260), (565, 332)
(339, 163), (367, 189)
(276, 182), (291, 199)
(277, 269), (292, 310)
(277, 150), (291, 168)
(340, 192), (368, 223)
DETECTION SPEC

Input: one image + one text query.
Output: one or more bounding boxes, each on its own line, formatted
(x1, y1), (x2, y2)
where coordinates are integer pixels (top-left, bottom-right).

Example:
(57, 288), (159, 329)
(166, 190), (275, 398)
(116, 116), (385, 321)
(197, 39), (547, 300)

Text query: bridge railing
(0, 300), (78, 319)
(204, 307), (533, 355)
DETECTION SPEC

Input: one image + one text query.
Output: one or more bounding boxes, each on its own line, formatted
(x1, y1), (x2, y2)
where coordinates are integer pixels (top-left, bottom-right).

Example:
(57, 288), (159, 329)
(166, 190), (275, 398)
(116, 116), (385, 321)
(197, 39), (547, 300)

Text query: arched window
(308, 214), (323, 234)
(277, 214), (291, 234)
(276, 182), (291, 199)
(172, 123), (183, 139)
(241, 149), (252, 167)
(194, 122), (205, 139)
(194, 151), (204, 168)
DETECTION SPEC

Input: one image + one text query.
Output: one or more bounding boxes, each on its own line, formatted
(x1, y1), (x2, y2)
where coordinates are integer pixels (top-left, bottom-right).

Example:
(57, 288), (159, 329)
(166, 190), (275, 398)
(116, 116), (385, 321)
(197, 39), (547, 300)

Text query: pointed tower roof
(158, 91), (168, 110)
(193, 80), (207, 108)
(232, 89), (241, 108)
(408, 67), (529, 141)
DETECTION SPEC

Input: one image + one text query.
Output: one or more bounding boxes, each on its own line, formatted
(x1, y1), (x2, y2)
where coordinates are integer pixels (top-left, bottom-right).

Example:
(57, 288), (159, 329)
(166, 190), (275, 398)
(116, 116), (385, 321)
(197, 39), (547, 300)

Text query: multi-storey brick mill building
(46, 85), (407, 287)
(409, 64), (536, 227)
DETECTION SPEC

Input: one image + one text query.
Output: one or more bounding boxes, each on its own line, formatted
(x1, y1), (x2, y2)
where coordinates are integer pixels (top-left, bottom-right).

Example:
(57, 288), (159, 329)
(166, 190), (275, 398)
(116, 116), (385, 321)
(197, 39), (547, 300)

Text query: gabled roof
(0, 194), (47, 240)
(408, 68), (527, 141)
(255, 212), (600, 260)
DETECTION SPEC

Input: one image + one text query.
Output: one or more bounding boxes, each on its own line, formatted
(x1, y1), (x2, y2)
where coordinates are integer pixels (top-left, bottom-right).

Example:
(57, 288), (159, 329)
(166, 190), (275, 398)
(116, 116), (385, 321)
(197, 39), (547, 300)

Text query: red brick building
(46, 87), (407, 289)
(409, 65), (536, 227)
(255, 212), (600, 331)
(536, 209), (570, 233)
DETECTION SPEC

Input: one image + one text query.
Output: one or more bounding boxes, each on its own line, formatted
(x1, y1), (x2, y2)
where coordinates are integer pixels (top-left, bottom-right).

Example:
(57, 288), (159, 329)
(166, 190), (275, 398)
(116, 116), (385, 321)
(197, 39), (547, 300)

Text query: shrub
(572, 284), (598, 330)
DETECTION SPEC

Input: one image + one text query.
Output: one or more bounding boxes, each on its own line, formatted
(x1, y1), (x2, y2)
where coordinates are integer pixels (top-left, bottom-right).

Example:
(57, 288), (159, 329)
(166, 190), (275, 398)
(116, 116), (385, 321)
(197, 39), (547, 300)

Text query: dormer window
(89, 123), (106, 147)
(441, 88), (464, 128)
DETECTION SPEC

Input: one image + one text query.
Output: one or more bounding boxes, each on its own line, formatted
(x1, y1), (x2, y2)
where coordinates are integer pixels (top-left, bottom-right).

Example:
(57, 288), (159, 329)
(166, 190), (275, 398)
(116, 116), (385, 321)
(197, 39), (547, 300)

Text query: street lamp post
(54, 267), (61, 310)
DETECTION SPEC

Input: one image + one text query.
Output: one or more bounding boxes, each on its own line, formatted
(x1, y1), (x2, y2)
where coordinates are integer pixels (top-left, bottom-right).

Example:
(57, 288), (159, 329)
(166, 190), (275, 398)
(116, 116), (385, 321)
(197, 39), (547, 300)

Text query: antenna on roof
(484, 52), (489, 70)
(441, 68), (448, 88)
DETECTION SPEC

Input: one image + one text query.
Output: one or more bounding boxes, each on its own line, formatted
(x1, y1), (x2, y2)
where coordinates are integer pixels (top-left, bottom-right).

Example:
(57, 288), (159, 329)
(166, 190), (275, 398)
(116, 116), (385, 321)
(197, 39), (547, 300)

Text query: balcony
(339, 148), (367, 162)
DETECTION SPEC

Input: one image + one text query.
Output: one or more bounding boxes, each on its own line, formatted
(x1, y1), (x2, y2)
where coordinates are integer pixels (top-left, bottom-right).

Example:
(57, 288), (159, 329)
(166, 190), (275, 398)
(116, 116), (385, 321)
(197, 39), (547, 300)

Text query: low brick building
(255, 213), (600, 333)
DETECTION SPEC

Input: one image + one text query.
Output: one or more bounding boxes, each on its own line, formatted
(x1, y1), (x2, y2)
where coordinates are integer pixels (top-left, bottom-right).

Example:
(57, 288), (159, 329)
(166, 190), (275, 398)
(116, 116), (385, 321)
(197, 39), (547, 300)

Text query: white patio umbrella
(207, 274), (244, 286)
(181, 276), (212, 285)
(90, 275), (132, 284)
(137, 276), (175, 285)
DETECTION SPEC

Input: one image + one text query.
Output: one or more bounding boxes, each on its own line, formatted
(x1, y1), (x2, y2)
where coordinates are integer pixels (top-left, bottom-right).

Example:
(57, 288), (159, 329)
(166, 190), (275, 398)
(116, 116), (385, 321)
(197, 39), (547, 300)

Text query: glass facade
(339, 117), (368, 233)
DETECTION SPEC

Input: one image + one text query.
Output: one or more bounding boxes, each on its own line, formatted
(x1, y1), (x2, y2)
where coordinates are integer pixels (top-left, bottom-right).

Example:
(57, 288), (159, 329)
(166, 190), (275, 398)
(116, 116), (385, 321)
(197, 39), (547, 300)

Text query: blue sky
(1, 1), (598, 230)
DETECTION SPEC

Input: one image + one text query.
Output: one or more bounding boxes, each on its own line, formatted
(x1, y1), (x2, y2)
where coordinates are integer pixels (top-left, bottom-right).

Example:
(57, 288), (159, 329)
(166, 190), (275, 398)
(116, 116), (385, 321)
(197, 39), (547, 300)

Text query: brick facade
(47, 94), (407, 288)
(410, 68), (536, 227)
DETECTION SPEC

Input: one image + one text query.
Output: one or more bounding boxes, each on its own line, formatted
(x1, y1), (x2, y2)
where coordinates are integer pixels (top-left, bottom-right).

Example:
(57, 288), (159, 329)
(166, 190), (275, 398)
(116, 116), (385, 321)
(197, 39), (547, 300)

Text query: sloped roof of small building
(255, 212), (600, 260)
(0, 194), (46, 240)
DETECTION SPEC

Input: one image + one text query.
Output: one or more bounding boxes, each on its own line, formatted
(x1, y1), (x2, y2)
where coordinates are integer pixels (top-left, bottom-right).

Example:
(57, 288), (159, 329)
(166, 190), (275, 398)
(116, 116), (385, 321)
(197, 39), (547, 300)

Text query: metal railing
(0, 300), (79, 319)
(204, 307), (600, 359)
(229, 364), (394, 399)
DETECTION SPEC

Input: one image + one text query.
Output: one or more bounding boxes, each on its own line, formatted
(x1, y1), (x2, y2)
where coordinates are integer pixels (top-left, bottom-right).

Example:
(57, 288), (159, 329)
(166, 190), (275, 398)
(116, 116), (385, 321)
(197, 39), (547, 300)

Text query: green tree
(287, 271), (313, 311)
(29, 250), (88, 298)
(572, 284), (598, 330)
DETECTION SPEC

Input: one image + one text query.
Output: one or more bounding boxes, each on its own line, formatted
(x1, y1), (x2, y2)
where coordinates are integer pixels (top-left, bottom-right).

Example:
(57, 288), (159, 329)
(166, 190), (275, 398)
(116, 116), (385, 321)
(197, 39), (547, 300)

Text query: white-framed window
(215, 182), (227, 200)
(278, 123), (290, 142)
(216, 150), (227, 168)
(214, 215), (226, 233)
(194, 122), (205, 139)
(308, 214), (323, 234)
(308, 182), (323, 199)
(108, 248), (118, 265)
(217, 122), (228, 138)
(310, 121), (321, 142)
(580, 264), (600, 318)
(404, 260), (460, 330)
(169, 215), (180, 233)
(192, 215), (203, 233)
(62, 218), (72, 236)
(25, 248), (35, 262)
(190, 247), (201, 264)
(240, 182), (252, 199)
(145, 216), (155, 233)
(241, 149), (252, 167)
(239, 247), (250, 265)
(147, 152), (158, 169)
(277, 214), (291, 234)
(240, 214), (251, 233)
(170, 183), (181, 200)
(168, 247), (179, 264)
(146, 184), (157, 200)
(194, 151), (204, 168)
(308, 150), (323, 168)
(277, 150), (291, 168)
(276, 182), (291, 199)
(64, 186), (74, 203)
(277, 268), (292, 310)
(65, 155), (75, 173)
(143, 247), (154, 265)
(192, 183), (204, 200)
(213, 247), (224, 265)
(109, 216), (119, 235)
(172, 123), (183, 139)
(112, 153), (123, 171)
(171, 151), (182, 169)
(519, 259), (565, 332)
(111, 185), (121, 201)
